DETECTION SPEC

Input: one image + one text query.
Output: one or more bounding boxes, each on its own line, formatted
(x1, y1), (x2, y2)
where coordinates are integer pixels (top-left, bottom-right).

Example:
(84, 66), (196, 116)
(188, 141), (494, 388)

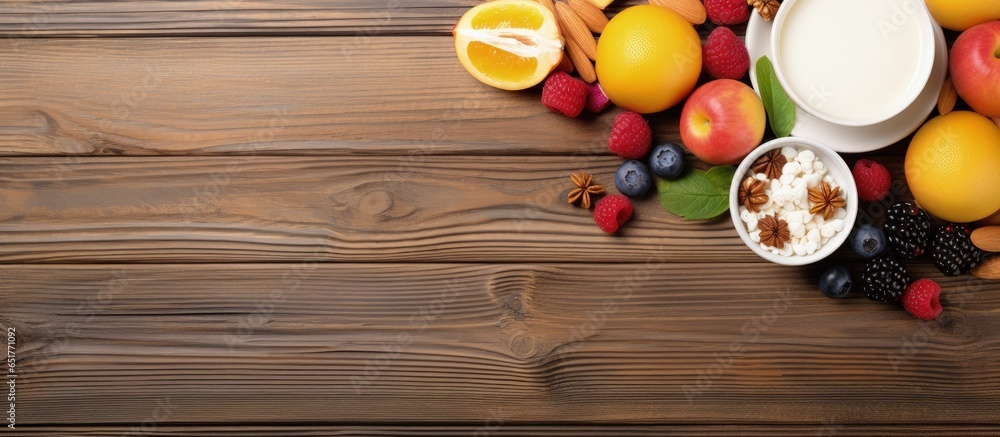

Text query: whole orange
(595, 5), (702, 114)
(905, 111), (1000, 223)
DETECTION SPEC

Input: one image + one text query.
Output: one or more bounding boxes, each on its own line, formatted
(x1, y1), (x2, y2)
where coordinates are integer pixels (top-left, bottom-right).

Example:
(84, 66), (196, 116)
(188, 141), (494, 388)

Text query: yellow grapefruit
(453, 0), (564, 91)
(905, 111), (1000, 223)
(595, 5), (702, 114)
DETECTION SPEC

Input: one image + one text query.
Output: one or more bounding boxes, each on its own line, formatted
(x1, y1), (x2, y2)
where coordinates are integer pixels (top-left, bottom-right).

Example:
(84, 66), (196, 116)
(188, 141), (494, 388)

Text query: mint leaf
(755, 56), (796, 138)
(657, 166), (734, 220)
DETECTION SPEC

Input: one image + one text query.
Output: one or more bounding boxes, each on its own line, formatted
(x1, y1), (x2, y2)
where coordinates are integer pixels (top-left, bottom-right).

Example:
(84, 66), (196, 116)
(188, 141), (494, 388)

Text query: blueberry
(819, 266), (853, 299)
(850, 224), (887, 259)
(648, 142), (686, 179)
(615, 160), (652, 197)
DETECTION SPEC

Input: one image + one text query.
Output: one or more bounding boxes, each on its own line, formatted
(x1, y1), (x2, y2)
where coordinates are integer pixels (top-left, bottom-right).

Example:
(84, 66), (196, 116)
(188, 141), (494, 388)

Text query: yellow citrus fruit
(595, 5), (702, 114)
(924, 0), (1000, 31)
(453, 0), (563, 91)
(906, 111), (1000, 223)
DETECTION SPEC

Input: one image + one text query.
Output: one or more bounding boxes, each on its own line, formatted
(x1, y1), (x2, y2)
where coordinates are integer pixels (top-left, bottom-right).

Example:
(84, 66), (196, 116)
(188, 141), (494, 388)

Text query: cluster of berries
(592, 112), (690, 233)
(543, 73), (692, 233)
(540, 0), (758, 234)
(816, 160), (984, 320)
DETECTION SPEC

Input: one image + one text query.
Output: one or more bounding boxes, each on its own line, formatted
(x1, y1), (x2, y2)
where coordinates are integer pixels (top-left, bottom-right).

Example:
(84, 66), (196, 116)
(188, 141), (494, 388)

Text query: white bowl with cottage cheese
(729, 137), (858, 266)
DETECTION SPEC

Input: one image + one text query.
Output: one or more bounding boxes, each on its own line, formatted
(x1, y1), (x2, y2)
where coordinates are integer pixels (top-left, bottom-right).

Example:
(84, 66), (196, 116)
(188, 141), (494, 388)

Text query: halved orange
(453, 0), (564, 91)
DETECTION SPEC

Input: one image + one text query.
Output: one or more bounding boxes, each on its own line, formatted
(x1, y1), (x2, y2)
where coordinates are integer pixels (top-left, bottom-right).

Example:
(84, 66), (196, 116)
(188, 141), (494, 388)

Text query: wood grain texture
(0, 36), (661, 156)
(0, 2), (986, 434)
(0, 155), (755, 263)
(0, 0), (668, 37)
(14, 425), (1000, 436)
(0, 0), (475, 37)
(2, 263), (998, 427)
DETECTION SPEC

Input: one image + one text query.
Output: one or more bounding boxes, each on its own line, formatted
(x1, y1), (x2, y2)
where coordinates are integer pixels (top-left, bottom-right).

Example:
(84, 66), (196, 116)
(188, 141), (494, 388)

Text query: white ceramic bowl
(770, 0), (936, 127)
(729, 137), (858, 266)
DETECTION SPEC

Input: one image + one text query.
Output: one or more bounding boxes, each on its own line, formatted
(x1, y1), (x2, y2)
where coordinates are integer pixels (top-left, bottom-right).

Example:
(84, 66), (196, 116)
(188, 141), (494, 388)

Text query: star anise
(567, 171), (606, 209)
(738, 177), (768, 213)
(808, 181), (847, 220)
(759, 215), (791, 249)
(751, 149), (787, 180)
(749, 0), (781, 21)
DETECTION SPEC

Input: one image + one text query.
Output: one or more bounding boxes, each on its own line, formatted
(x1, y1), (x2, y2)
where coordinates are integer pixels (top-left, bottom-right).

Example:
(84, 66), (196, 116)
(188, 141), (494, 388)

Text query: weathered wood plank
(1, 263), (998, 426)
(12, 424), (1000, 436)
(0, 1), (665, 38)
(0, 36), (643, 156)
(0, 155), (759, 263)
(0, 0), (472, 37)
(0, 29), (788, 157)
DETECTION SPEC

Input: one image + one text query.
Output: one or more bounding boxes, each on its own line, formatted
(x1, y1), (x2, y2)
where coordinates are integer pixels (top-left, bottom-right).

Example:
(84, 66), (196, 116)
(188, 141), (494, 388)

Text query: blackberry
(861, 257), (911, 302)
(883, 202), (932, 258)
(932, 225), (982, 276)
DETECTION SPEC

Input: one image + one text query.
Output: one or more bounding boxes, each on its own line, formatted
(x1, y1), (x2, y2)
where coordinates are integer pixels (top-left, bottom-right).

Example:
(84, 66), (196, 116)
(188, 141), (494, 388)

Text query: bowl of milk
(770, 0), (937, 127)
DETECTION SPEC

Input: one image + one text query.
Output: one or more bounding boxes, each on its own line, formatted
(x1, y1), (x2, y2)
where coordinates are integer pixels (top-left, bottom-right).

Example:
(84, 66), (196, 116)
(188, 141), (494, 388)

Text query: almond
(972, 226), (1000, 252)
(566, 37), (597, 83)
(938, 77), (957, 115)
(556, 52), (575, 73)
(971, 256), (1000, 280)
(649, 0), (707, 25)
(536, 0), (556, 16)
(555, 2), (598, 61)
(569, 0), (609, 33)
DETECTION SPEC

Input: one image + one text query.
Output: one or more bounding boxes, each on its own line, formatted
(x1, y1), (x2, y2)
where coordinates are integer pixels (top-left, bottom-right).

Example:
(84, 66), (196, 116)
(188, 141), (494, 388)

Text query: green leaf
(657, 166), (734, 221)
(755, 56), (796, 138)
(703, 165), (735, 190)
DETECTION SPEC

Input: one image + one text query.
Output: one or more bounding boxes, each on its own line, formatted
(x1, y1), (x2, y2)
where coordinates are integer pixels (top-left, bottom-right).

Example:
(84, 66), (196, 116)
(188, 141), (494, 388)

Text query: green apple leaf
(755, 56), (796, 138)
(657, 166), (735, 221)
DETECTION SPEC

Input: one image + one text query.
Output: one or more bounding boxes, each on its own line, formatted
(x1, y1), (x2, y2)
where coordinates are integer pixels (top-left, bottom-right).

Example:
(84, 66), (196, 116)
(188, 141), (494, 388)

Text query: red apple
(680, 79), (766, 165)
(951, 21), (1000, 118)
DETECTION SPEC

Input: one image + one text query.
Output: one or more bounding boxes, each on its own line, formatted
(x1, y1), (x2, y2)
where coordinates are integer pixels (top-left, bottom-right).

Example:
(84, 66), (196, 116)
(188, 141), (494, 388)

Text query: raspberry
(852, 159), (891, 203)
(861, 256), (911, 302)
(541, 71), (588, 117)
(902, 279), (943, 320)
(884, 202), (932, 258)
(702, 27), (750, 80)
(931, 225), (982, 276)
(608, 111), (652, 159)
(705, 0), (750, 25)
(586, 82), (612, 113)
(593, 194), (633, 233)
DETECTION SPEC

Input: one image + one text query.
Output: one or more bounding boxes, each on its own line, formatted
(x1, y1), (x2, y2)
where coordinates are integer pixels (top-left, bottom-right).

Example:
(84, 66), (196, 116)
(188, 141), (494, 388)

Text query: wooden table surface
(1, 1), (999, 435)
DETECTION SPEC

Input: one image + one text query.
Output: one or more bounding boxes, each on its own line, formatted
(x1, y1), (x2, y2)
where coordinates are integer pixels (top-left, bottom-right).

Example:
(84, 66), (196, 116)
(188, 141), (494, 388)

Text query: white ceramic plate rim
(729, 137), (859, 266)
(747, 13), (947, 153)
